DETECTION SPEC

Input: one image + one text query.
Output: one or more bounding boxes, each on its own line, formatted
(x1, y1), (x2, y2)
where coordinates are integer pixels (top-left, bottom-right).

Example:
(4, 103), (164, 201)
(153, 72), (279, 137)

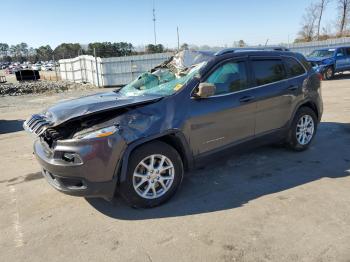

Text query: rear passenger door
(345, 47), (350, 70)
(250, 57), (293, 135)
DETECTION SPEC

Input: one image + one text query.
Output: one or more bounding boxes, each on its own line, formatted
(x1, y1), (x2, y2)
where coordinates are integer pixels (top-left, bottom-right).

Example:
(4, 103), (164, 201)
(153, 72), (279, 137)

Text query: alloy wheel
(326, 68), (333, 79)
(132, 154), (175, 199)
(296, 115), (315, 145)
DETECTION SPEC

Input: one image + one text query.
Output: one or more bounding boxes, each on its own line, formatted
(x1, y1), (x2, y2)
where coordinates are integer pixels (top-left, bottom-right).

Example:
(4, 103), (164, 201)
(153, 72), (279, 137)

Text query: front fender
(116, 130), (194, 184)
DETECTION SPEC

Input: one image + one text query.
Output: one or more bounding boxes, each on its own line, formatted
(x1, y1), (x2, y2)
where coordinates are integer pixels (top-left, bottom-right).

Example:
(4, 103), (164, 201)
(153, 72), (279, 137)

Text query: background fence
(286, 37), (350, 55)
(59, 37), (350, 87)
(59, 53), (172, 87)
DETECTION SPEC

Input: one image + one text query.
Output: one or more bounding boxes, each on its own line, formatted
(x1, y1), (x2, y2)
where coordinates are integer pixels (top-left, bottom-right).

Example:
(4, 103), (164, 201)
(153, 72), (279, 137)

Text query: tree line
(296, 0), (350, 42)
(0, 42), (167, 63)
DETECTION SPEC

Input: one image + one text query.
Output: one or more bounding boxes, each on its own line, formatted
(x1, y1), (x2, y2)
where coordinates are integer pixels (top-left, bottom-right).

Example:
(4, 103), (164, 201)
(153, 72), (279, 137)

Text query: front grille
(23, 114), (51, 136)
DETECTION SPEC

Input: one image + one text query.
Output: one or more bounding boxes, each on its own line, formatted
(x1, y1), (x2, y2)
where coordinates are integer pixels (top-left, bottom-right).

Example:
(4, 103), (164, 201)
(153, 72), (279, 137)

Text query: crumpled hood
(44, 91), (162, 126)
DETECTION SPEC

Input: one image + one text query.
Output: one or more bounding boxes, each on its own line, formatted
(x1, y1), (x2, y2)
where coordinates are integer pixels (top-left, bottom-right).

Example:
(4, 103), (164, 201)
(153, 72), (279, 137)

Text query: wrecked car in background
(307, 46), (350, 80)
(24, 49), (323, 208)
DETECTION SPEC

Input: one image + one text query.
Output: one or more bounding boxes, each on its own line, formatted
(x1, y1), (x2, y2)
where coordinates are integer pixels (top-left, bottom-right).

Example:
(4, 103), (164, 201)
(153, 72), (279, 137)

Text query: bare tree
(316, 0), (331, 40)
(337, 0), (350, 35)
(233, 40), (247, 47)
(297, 3), (319, 42)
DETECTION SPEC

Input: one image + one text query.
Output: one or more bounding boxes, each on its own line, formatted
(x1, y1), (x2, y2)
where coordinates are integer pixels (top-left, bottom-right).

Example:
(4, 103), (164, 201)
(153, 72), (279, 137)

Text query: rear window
(336, 48), (346, 56)
(251, 59), (286, 86)
(284, 57), (306, 77)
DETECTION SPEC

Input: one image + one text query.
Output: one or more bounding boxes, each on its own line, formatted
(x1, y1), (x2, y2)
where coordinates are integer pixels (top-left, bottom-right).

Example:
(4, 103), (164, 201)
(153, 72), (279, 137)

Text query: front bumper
(34, 134), (126, 198)
(41, 169), (116, 198)
(310, 63), (328, 74)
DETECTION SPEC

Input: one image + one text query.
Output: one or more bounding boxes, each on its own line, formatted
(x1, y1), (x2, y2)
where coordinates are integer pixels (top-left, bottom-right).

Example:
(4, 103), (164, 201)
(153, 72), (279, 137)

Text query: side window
(345, 48), (350, 56)
(336, 48), (345, 57)
(251, 59), (286, 86)
(284, 57), (306, 77)
(206, 61), (248, 95)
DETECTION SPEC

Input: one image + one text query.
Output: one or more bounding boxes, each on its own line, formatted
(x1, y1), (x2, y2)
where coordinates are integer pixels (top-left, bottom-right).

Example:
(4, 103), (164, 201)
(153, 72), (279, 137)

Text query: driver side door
(187, 58), (256, 156)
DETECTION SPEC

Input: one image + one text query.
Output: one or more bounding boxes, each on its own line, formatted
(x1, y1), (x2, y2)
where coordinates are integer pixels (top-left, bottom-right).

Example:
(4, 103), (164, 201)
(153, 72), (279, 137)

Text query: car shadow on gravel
(330, 72), (350, 81)
(0, 119), (24, 134)
(87, 122), (350, 220)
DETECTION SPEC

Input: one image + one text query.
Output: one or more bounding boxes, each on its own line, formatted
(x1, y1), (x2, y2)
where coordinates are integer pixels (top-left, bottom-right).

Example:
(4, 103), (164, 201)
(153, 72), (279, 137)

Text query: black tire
(119, 141), (184, 208)
(286, 107), (318, 151)
(323, 66), (334, 80)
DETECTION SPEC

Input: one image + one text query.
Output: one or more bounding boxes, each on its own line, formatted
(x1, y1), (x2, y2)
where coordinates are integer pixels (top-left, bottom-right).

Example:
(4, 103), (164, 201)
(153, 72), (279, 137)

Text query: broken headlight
(74, 125), (119, 140)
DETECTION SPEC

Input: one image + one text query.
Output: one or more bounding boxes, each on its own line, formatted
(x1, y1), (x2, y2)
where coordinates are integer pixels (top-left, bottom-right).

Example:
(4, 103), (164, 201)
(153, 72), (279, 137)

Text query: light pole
(153, 0), (157, 45)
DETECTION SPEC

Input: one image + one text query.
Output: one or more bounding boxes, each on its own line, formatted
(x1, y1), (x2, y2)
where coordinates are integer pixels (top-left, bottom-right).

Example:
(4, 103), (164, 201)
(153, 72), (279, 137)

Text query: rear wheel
(119, 141), (184, 208)
(287, 107), (318, 151)
(323, 66), (334, 80)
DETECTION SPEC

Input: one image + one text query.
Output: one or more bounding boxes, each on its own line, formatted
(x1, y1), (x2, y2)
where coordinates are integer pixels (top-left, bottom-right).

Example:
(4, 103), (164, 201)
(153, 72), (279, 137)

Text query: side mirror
(337, 53), (344, 57)
(194, 82), (216, 98)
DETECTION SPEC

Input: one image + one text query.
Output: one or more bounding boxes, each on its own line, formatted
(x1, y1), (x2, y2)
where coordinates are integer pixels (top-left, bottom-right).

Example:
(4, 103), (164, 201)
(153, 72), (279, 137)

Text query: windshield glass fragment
(118, 50), (214, 97)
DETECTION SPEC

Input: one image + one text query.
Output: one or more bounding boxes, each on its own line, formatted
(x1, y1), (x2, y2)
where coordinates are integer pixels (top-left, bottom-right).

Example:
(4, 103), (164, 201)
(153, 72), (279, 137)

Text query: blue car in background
(307, 46), (350, 80)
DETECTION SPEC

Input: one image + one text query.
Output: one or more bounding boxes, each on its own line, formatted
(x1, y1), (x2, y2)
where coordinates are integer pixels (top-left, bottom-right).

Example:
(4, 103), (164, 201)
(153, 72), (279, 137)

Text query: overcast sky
(3, 0), (338, 48)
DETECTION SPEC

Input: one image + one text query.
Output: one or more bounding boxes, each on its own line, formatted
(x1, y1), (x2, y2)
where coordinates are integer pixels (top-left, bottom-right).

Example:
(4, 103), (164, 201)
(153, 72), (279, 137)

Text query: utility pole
(264, 39), (269, 47)
(93, 48), (100, 88)
(53, 54), (58, 81)
(152, 0), (157, 45)
(177, 26), (180, 51)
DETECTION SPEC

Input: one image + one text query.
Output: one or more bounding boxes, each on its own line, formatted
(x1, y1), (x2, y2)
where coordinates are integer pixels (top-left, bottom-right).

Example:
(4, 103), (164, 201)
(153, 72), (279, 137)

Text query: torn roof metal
(168, 50), (215, 71)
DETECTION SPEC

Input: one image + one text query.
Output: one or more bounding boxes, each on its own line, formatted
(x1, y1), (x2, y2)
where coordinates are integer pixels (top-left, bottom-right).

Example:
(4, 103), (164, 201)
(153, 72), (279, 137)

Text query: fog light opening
(60, 178), (86, 189)
(62, 152), (76, 162)
(62, 152), (83, 164)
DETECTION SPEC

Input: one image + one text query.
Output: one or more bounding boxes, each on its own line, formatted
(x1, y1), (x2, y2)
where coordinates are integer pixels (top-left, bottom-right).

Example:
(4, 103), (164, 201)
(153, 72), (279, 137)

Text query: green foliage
(53, 43), (82, 60)
(87, 42), (134, 57)
(180, 43), (189, 50)
(145, 44), (165, 53)
(0, 43), (9, 55)
(36, 45), (53, 61)
(0, 41), (167, 62)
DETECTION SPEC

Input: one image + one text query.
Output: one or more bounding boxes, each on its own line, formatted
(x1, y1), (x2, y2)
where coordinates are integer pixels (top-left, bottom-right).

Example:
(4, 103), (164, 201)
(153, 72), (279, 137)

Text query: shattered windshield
(308, 49), (334, 58)
(118, 61), (207, 97)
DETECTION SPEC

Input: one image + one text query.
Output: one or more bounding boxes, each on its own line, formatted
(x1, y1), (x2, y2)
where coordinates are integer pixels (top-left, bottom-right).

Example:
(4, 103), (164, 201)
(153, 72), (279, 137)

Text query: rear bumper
(34, 134), (126, 199)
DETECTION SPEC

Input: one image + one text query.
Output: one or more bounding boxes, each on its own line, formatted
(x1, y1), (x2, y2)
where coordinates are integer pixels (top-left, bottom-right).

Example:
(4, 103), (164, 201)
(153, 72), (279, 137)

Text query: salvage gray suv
(24, 49), (323, 208)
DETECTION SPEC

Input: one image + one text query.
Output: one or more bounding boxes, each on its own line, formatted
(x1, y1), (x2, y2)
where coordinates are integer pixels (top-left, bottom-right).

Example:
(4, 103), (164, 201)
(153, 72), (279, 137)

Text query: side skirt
(193, 128), (288, 169)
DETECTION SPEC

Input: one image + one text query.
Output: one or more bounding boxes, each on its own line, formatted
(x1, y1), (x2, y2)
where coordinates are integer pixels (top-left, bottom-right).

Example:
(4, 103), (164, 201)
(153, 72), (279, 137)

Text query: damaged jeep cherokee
(24, 49), (323, 208)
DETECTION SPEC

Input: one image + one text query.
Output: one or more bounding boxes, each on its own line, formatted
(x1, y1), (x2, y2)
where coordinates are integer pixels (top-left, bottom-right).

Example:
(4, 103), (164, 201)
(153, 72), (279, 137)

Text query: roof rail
(214, 46), (290, 56)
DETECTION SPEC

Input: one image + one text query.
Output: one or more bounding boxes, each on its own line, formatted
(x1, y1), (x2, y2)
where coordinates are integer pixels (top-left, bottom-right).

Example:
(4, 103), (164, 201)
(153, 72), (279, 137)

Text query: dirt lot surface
(1, 76), (350, 262)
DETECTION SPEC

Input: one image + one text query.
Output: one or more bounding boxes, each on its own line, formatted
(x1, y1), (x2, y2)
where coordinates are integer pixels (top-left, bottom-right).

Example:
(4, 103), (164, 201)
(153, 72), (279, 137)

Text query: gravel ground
(0, 75), (350, 262)
(0, 81), (96, 96)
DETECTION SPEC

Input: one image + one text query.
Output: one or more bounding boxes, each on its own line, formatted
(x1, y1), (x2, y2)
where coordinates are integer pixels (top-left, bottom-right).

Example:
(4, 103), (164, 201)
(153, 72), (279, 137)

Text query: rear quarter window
(294, 53), (312, 71)
(251, 59), (286, 86)
(284, 57), (306, 77)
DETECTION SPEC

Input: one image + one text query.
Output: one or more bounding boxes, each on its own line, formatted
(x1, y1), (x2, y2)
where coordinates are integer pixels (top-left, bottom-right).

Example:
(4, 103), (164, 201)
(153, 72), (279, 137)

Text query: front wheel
(119, 141), (184, 208)
(323, 66), (334, 80)
(287, 107), (318, 151)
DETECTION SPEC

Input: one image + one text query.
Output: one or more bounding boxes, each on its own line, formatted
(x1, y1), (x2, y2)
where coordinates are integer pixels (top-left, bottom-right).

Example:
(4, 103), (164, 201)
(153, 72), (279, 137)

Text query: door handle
(288, 85), (299, 91)
(239, 95), (255, 103)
